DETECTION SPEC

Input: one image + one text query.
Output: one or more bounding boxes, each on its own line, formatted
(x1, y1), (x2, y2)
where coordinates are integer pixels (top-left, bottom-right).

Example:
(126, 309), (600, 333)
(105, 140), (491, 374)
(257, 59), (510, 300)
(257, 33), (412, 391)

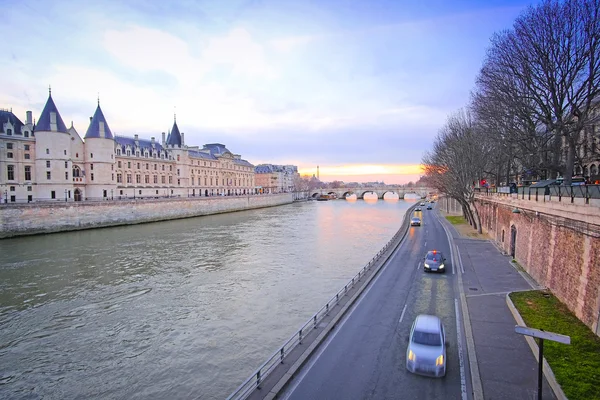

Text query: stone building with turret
(0, 90), (255, 203)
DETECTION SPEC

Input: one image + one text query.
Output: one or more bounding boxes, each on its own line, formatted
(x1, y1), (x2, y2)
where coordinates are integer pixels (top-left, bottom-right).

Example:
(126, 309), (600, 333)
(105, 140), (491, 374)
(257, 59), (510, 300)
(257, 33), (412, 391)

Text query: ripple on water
(0, 200), (411, 399)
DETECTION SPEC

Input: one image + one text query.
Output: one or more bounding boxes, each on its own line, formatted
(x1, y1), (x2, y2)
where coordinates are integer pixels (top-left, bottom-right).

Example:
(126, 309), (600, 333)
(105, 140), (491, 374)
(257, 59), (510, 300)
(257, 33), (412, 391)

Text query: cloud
(270, 34), (315, 52)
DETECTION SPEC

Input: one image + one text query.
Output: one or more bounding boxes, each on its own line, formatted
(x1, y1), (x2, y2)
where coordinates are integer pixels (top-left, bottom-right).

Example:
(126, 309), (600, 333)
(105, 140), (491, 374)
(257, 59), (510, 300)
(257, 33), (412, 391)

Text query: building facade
(254, 164), (299, 193)
(0, 91), (255, 203)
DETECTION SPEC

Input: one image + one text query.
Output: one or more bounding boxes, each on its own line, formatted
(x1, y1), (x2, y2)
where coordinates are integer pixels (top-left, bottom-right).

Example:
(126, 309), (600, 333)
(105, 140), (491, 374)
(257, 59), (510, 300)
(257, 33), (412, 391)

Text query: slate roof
(255, 164), (274, 174)
(203, 143), (229, 155)
(189, 150), (217, 160)
(85, 104), (114, 139)
(35, 94), (69, 133)
(0, 109), (25, 135)
(200, 143), (254, 167)
(165, 120), (182, 146)
(115, 135), (165, 154)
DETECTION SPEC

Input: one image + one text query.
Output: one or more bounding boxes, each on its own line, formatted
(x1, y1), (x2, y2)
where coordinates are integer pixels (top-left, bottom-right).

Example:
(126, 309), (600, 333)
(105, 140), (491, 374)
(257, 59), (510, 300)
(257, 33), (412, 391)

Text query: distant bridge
(310, 187), (435, 200)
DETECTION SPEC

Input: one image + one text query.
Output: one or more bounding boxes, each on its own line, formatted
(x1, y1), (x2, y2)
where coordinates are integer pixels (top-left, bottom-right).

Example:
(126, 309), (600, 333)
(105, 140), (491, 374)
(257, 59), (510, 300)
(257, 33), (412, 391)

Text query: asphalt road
(278, 205), (470, 400)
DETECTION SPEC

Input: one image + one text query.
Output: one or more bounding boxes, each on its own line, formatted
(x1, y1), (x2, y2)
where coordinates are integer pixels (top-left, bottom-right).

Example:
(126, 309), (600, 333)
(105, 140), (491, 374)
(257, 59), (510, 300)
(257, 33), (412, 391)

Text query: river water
(0, 198), (413, 399)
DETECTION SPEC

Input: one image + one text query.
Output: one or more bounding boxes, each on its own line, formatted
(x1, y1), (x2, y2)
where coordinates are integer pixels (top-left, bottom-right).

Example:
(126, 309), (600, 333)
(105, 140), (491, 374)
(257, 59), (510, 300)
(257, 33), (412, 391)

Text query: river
(0, 198), (413, 399)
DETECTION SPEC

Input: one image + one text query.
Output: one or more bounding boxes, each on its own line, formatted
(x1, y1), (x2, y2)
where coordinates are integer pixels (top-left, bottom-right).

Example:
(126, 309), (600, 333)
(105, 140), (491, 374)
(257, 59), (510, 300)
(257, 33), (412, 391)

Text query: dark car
(424, 250), (446, 273)
(415, 207), (422, 212)
(426, 204), (433, 210)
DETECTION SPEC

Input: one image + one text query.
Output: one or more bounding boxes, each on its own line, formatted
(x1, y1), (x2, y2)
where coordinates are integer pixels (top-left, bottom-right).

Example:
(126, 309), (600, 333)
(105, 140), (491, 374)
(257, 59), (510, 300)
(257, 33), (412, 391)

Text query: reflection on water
(0, 199), (411, 399)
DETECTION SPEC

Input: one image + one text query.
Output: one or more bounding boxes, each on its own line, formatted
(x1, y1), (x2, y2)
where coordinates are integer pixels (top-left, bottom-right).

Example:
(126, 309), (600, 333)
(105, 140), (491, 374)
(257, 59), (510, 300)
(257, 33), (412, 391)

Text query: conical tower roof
(165, 116), (182, 147)
(35, 89), (69, 133)
(85, 103), (114, 139)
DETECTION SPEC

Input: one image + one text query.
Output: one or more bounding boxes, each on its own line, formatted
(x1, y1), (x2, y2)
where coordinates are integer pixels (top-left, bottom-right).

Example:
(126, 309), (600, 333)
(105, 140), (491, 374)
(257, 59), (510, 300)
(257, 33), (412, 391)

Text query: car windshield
(426, 253), (442, 261)
(412, 330), (442, 346)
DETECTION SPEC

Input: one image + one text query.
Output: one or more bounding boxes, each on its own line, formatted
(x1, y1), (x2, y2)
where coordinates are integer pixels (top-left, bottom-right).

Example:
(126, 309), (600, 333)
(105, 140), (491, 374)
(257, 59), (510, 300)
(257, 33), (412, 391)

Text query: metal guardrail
(226, 204), (415, 400)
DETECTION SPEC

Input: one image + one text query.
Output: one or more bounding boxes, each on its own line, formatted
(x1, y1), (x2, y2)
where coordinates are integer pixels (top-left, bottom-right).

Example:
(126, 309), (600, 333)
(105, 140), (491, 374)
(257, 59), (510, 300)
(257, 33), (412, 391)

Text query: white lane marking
(399, 304), (407, 324)
(417, 262), (421, 270)
(455, 299), (468, 400)
(280, 241), (403, 399)
(424, 241), (427, 248)
(457, 245), (465, 273)
(437, 214), (455, 275)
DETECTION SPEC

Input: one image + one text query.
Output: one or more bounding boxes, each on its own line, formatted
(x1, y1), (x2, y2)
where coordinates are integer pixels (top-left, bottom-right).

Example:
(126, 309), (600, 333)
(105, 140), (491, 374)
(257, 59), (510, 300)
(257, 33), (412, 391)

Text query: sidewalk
(452, 232), (558, 400)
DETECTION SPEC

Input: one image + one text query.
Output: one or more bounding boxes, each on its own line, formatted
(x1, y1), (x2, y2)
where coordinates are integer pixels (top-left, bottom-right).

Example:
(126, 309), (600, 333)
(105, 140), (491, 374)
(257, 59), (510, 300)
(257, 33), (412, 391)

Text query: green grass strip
(445, 215), (466, 225)
(510, 290), (600, 400)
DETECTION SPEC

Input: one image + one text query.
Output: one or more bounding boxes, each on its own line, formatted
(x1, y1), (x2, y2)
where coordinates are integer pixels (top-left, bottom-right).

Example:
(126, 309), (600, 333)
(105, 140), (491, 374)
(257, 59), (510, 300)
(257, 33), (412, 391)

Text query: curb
(263, 205), (417, 400)
(505, 293), (567, 400)
(437, 212), (484, 400)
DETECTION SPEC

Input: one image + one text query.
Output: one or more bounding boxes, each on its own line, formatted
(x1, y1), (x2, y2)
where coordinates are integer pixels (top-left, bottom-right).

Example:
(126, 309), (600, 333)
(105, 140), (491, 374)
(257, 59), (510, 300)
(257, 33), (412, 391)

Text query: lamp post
(4, 190), (7, 204)
(64, 189), (67, 202)
(111, 189), (113, 200)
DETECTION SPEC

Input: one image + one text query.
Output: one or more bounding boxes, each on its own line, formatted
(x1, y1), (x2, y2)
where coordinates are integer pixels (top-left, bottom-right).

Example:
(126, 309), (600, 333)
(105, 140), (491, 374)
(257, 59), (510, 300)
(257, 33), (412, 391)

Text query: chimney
(89, 116), (93, 123)
(181, 132), (185, 146)
(162, 132), (166, 146)
(151, 136), (155, 144)
(134, 134), (139, 141)
(26, 111), (32, 124)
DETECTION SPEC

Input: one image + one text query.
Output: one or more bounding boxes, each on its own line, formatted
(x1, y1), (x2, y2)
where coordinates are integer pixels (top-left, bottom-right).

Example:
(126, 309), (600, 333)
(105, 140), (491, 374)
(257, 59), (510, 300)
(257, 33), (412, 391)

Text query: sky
(0, 0), (530, 184)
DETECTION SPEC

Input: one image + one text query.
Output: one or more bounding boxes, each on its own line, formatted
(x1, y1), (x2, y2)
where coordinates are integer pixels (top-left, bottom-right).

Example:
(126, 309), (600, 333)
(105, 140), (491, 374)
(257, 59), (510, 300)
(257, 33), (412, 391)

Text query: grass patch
(510, 290), (600, 400)
(446, 215), (466, 225)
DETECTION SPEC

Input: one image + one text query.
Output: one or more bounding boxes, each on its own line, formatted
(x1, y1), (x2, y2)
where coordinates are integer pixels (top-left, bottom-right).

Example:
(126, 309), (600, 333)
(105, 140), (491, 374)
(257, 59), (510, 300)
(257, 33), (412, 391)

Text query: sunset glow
(299, 164), (424, 184)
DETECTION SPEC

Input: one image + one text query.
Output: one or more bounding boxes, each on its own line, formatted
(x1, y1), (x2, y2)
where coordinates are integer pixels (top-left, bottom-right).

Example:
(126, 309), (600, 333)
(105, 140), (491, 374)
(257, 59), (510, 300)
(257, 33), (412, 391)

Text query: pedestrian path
(451, 231), (558, 400)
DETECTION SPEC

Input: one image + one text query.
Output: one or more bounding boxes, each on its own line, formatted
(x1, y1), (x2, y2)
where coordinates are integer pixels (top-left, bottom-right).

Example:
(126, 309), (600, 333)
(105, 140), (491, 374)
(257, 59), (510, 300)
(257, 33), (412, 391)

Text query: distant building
(254, 164), (299, 193)
(0, 91), (255, 203)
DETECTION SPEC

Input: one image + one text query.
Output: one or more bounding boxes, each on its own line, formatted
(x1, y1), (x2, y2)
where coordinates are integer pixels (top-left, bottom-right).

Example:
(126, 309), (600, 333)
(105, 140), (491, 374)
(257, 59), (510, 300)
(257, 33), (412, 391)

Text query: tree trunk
(469, 200), (483, 234)
(563, 139), (576, 185)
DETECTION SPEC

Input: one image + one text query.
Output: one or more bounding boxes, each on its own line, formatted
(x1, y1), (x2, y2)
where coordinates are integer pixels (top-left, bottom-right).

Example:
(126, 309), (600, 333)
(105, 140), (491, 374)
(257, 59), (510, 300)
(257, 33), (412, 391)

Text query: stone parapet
(473, 196), (600, 336)
(0, 194), (293, 239)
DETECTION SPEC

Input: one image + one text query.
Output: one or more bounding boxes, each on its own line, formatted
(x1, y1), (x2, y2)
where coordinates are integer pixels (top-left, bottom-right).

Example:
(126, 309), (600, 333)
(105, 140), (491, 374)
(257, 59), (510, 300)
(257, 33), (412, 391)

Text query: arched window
(591, 165), (598, 176)
(72, 166), (81, 178)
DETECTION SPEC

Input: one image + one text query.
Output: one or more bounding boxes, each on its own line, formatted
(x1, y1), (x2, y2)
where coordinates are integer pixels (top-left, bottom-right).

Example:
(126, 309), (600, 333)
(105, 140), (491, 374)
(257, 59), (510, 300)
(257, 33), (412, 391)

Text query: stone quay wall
(0, 193), (293, 239)
(473, 195), (600, 336)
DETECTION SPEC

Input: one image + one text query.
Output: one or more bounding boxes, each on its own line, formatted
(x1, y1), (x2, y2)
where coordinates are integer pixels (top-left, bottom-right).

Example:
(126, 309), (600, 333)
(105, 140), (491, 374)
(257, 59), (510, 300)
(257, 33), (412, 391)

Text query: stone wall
(0, 194), (293, 239)
(474, 195), (600, 335)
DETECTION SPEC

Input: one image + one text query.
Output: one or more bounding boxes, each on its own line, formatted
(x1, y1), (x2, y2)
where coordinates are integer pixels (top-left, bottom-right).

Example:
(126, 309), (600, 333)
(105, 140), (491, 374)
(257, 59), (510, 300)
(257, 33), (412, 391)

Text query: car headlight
(439, 264), (444, 269)
(424, 263), (429, 268)
(436, 355), (444, 366)
(408, 350), (416, 362)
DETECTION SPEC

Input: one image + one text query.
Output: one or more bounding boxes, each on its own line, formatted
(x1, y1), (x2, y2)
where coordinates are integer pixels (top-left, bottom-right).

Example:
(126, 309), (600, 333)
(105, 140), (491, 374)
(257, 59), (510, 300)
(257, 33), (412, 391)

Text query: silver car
(406, 314), (447, 377)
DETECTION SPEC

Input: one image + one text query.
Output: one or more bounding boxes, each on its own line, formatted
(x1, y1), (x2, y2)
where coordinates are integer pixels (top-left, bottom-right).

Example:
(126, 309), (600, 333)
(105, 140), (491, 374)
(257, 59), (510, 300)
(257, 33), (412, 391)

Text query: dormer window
(126, 150), (131, 156)
(145, 152), (149, 158)
(6, 129), (12, 135)
(116, 148), (121, 155)
(136, 151), (140, 157)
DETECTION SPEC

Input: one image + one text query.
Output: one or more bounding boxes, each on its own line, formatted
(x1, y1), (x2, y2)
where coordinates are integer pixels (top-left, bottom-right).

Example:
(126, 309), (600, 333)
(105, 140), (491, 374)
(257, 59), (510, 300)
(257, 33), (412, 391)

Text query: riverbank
(0, 193), (293, 239)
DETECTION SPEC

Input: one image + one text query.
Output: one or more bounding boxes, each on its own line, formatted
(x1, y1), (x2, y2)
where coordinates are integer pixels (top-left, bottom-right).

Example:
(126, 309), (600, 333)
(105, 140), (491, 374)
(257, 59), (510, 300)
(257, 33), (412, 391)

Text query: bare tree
(422, 109), (491, 233)
(476, 0), (600, 185)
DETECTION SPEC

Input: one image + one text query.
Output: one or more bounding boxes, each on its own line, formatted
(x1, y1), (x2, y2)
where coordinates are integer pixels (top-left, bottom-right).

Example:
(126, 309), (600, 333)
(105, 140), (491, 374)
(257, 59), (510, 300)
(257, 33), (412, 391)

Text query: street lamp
(4, 190), (7, 204)
(111, 189), (113, 200)
(64, 189), (67, 202)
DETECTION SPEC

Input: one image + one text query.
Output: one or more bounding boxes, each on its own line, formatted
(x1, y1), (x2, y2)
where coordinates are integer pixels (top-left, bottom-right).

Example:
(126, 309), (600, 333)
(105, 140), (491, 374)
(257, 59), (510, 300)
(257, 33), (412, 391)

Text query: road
(279, 205), (471, 400)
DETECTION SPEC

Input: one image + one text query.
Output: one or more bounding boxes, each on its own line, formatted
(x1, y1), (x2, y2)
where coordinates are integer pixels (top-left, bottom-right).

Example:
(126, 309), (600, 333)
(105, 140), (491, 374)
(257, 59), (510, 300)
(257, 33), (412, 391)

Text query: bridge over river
(310, 186), (435, 200)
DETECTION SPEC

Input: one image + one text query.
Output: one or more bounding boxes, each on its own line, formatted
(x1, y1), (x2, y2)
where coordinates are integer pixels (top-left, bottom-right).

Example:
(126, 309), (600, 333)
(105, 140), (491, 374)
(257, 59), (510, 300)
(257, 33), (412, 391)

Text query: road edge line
(505, 293), (568, 400)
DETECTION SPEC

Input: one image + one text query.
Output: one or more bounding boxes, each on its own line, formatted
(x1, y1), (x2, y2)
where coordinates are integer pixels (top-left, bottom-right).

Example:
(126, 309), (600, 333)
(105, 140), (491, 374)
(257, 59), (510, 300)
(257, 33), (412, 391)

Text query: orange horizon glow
(298, 164), (424, 184)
